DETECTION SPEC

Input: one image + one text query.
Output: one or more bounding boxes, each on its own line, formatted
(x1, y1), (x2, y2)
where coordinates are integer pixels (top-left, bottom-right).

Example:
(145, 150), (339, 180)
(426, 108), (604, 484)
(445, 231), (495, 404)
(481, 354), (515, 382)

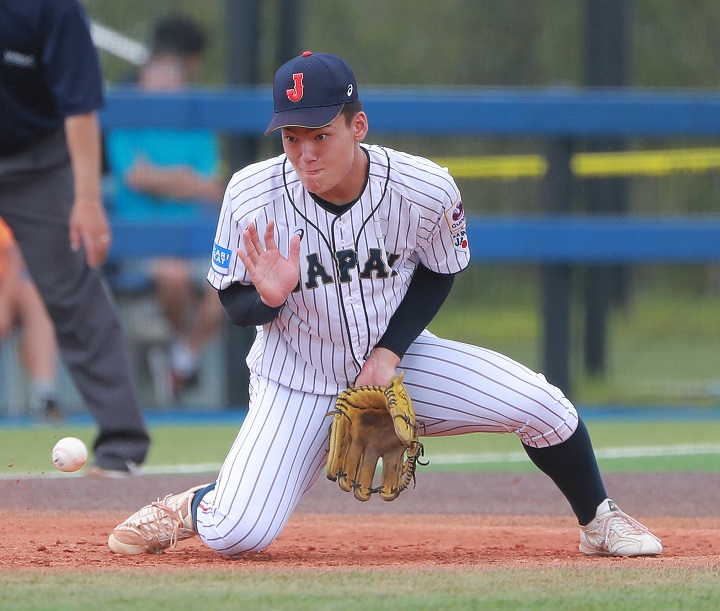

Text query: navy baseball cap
(265, 51), (359, 135)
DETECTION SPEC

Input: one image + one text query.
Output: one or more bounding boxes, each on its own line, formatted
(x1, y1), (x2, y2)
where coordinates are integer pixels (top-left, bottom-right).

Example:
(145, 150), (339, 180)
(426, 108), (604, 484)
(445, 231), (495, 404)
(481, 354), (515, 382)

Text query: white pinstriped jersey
(207, 145), (470, 394)
(196, 148), (584, 559)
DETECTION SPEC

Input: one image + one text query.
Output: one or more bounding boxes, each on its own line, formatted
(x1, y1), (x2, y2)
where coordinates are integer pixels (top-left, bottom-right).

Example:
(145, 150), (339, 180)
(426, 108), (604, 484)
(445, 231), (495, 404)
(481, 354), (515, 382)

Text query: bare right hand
(354, 347), (402, 388)
(236, 220), (301, 308)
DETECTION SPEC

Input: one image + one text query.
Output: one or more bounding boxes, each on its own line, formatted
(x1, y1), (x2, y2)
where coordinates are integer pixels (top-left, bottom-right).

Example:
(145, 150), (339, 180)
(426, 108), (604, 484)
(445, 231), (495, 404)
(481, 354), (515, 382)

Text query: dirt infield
(2, 472), (719, 570)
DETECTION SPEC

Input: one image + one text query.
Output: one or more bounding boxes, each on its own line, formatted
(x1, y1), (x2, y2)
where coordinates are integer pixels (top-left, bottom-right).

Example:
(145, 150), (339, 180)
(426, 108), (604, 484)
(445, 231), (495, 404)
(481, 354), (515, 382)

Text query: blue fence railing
(103, 86), (720, 265)
(102, 85), (720, 136)
(108, 216), (720, 263)
(101, 86), (720, 399)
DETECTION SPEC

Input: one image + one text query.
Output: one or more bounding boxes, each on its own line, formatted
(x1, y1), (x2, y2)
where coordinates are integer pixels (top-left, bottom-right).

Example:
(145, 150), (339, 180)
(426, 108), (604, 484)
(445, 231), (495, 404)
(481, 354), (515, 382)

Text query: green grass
(0, 424), (239, 475)
(2, 567), (720, 610)
(2, 419), (719, 476)
(2, 419), (719, 609)
(430, 270), (720, 406)
(421, 420), (720, 473)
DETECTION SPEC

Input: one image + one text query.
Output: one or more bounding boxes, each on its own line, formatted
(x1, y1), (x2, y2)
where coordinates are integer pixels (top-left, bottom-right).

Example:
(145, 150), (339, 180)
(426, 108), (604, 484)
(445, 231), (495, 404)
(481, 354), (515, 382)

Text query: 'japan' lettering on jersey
(208, 145), (470, 394)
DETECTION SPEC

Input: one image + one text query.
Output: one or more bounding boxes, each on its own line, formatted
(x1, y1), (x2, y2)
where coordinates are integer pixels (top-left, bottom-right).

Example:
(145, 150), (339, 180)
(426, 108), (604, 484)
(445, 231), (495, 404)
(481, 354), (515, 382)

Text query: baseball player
(108, 52), (662, 557)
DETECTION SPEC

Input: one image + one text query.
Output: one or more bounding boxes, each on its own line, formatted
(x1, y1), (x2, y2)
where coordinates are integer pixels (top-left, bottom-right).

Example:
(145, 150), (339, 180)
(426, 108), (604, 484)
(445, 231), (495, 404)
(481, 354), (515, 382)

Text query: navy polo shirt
(0, 0), (104, 156)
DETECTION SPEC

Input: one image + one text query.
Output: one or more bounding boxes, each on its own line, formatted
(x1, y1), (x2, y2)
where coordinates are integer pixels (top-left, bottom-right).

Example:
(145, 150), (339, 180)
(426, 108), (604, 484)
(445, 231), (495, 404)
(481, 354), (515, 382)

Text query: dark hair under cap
(151, 15), (207, 57)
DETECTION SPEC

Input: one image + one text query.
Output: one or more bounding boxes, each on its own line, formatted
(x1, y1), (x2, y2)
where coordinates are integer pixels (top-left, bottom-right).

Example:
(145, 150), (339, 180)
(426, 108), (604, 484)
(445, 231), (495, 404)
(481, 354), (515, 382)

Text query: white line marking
(3, 444), (720, 480)
(428, 443), (720, 465)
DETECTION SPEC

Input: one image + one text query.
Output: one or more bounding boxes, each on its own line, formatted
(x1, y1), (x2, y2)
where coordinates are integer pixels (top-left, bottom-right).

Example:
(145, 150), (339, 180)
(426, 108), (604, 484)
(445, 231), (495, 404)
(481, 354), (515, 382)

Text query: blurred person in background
(0, 219), (63, 420)
(106, 15), (225, 400)
(0, 0), (150, 475)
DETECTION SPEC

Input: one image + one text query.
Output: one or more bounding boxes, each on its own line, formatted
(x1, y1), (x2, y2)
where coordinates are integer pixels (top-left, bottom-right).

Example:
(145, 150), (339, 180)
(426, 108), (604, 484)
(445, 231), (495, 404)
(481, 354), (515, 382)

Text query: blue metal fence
(108, 216), (720, 263)
(100, 86), (720, 407)
(102, 85), (720, 136)
(103, 85), (720, 264)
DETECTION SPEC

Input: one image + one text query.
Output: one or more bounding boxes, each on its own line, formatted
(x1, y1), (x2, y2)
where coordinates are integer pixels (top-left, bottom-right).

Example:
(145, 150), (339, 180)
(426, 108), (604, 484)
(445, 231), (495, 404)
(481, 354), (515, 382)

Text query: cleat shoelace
(597, 511), (652, 545)
(121, 495), (192, 550)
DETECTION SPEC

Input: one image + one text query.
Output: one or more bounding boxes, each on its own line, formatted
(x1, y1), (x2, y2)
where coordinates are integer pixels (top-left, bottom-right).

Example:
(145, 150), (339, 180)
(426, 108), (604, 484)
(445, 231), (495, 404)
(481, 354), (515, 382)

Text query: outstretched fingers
(237, 225), (257, 274)
(263, 220), (278, 253)
(243, 223), (263, 259)
(287, 232), (301, 267)
(234, 220), (301, 307)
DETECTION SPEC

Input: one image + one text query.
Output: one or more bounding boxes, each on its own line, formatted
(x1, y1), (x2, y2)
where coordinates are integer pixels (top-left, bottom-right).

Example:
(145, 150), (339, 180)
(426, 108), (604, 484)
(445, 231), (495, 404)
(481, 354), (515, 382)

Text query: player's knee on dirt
(196, 512), (286, 556)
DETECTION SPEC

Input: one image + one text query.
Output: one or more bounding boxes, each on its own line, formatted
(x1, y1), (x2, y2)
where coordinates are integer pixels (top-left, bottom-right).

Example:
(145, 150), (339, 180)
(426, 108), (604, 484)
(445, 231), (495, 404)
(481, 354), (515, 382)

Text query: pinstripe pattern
(196, 145), (580, 556)
(195, 378), (333, 555)
(401, 332), (578, 448)
(195, 332), (579, 555)
(207, 146), (469, 394)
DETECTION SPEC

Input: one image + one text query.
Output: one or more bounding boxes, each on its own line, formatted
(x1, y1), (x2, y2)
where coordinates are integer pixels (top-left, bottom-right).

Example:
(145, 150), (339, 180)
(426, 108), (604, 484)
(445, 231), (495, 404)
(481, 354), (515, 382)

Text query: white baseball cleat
(108, 484), (208, 555)
(579, 499), (662, 557)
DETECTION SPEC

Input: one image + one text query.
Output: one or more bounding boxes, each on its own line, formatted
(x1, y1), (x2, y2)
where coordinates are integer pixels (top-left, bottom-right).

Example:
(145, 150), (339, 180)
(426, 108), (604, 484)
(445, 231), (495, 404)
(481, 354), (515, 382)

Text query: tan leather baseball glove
(326, 372), (424, 501)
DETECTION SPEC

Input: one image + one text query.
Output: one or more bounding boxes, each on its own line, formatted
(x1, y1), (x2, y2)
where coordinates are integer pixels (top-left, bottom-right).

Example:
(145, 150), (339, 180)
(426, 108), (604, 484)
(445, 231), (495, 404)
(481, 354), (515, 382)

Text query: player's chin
(298, 169), (326, 188)
(300, 176), (323, 193)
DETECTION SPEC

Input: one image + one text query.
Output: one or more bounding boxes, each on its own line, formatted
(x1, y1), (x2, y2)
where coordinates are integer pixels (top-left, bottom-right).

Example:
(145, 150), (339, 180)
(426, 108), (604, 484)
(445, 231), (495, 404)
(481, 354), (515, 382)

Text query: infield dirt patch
(2, 472), (719, 571)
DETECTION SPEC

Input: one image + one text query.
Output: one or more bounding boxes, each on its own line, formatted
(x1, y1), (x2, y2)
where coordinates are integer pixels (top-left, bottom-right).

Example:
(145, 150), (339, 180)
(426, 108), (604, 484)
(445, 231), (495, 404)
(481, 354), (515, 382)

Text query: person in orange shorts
(0, 218), (63, 419)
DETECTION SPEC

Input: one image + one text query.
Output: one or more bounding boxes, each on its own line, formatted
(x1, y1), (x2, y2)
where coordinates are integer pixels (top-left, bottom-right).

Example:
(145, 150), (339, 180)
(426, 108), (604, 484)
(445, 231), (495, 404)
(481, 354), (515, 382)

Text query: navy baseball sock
(190, 482), (216, 527)
(522, 419), (608, 526)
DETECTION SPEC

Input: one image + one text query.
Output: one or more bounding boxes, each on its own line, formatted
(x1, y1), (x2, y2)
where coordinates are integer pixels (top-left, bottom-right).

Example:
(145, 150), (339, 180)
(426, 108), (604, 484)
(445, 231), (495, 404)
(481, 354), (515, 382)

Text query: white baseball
(52, 437), (88, 473)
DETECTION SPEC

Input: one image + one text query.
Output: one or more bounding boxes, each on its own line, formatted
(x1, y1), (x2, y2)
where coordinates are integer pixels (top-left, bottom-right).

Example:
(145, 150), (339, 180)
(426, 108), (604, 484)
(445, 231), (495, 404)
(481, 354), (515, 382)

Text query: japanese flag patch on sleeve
(445, 199), (469, 253)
